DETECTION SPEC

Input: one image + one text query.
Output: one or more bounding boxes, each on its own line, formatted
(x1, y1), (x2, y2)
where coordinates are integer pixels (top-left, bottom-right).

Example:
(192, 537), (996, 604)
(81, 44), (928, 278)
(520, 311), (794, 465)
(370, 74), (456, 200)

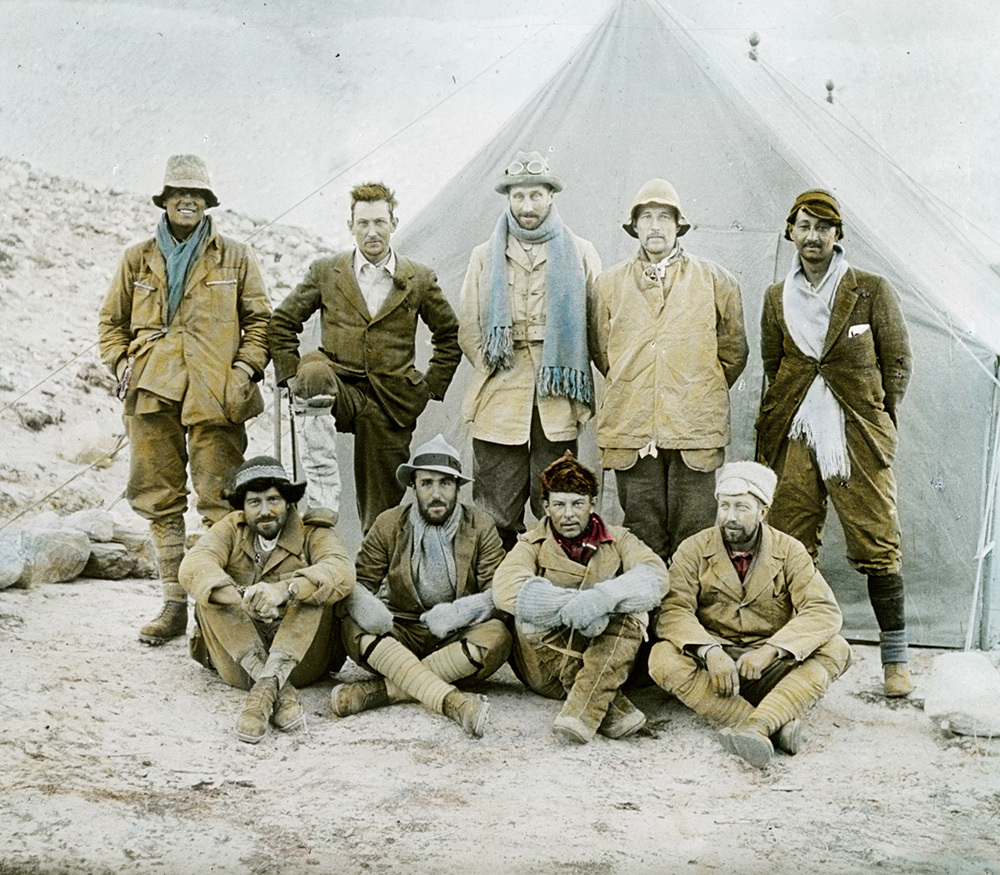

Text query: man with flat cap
(756, 189), (913, 696)
(649, 461), (851, 769)
(492, 453), (667, 743)
(459, 150), (602, 551)
(99, 154), (271, 646)
(179, 456), (354, 743)
(593, 178), (748, 564)
(331, 435), (510, 737)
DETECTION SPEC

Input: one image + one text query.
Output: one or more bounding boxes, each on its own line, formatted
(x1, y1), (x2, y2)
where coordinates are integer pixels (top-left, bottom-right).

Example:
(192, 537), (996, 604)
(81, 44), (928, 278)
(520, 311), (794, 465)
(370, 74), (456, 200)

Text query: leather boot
(772, 718), (804, 755)
(719, 724), (774, 769)
(272, 684), (305, 732)
(330, 678), (392, 717)
(236, 676), (279, 743)
(884, 663), (914, 697)
(442, 690), (490, 738)
(140, 514), (187, 645)
(598, 692), (647, 739)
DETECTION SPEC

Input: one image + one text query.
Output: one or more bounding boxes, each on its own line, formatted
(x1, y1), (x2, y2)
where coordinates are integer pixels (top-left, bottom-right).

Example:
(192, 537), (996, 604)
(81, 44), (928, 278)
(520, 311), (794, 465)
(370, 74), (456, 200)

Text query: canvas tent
(332, 0), (1000, 648)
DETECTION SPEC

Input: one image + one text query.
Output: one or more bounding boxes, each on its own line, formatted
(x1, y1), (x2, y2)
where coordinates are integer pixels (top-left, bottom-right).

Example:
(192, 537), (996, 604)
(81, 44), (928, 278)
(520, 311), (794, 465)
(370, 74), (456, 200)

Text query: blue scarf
(156, 213), (211, 324)
(481, 206), (593, 405)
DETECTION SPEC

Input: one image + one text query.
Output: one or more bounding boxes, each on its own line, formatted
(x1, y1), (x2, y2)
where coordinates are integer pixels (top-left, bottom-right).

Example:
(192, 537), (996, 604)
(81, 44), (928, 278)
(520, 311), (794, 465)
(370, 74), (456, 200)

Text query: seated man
(492, 453), (667, 744)
(179, 456), (353, 744)
(649, 461), (852, 768)
(331, 435), (511, 738)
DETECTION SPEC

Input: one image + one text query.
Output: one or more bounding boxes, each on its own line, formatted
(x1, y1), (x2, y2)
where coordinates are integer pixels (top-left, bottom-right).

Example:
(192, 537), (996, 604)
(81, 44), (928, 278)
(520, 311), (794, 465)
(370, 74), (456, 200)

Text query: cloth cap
(152, 154), (220, 209)
(539, 451), (599, 500)
(495, 149), (564, 194)
(623, 178), (691, 238)
(396, 434), (471, 488)
(714, 461), (777, 507)
(784, 188), (842, 240)
(227, 455), (306, 509)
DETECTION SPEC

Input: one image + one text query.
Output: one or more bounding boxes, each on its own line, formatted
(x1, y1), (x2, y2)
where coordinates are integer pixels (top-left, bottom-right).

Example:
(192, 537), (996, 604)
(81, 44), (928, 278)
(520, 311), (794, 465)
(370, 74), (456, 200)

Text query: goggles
(505, 158), (548, 176)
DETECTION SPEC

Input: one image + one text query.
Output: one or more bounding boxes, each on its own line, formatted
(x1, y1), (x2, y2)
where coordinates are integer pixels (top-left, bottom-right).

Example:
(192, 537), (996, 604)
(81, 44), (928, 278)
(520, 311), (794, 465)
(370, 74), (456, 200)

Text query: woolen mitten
(559, 586), (616, 637)
(593, 566), (664, 613)
(344, 585), (394, 634)
(515, 576), (574, 630)
(421, 591), (494, 639)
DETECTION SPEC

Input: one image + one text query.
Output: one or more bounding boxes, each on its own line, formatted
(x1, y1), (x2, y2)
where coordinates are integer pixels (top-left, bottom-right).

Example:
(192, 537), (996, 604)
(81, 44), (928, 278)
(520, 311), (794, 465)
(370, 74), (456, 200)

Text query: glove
(593, 566), (664, 613)
(558, 586), (616, 638)
(420, 591), (494, 639)
(343, 585), (394, 634)
(515, 576), (574, 630)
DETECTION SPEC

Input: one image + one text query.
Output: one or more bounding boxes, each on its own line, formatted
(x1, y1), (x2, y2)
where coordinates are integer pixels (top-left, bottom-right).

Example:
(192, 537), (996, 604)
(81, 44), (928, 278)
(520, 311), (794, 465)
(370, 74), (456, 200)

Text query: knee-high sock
(745, 659), (832, 736)
(364, 636), (456, 714)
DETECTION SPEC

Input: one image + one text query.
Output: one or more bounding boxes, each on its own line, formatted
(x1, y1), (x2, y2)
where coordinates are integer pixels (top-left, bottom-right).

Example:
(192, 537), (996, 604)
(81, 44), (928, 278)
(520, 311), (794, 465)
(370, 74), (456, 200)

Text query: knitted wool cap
(714, 461), (778, 507)
(226, 455), (306, 510)
(623, 178), (691, 238)
(152, 154), (220, 209)
(784, 188), (842, 240)
(539, 451), (598, 500)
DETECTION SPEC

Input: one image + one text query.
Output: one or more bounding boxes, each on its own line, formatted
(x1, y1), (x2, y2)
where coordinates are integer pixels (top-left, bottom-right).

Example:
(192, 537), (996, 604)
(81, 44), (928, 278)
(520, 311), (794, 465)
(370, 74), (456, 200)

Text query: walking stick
(272, 376), (282, 463)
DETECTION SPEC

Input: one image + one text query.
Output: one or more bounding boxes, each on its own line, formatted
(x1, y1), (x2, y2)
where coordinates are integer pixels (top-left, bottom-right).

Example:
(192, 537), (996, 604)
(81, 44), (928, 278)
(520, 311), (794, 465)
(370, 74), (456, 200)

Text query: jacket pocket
(222, 367), (264, 424)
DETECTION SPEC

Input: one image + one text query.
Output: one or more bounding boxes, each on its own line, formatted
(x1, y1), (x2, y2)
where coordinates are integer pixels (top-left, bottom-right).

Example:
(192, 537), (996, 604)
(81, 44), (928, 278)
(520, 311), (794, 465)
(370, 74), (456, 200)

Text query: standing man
(492, 453), (667, 744)
(98, 154), (271, 645)
(649, 461), (851, 769)
(756, 189), (913, 696)
(331, 435), (510, 737)
(179, 457), (354, 743)
(593, 178), (748, 564)
(269, 182), (461, 533)
(459, 150), (601, 551)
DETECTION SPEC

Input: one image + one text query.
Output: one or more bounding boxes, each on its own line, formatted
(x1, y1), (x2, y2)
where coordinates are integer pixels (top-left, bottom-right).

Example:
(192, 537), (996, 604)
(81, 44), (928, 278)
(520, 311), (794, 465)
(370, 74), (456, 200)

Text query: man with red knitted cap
(492, 452), (667, 743)
(649, 461), (851, 768)
(756, 189), (912, 697)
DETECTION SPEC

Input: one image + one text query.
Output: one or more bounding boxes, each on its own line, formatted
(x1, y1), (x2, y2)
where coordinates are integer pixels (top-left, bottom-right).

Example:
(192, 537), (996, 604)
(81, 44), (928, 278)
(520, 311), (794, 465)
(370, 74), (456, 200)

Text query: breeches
(125, 404), (246, 525)
(192, 600), (344, 690)
(769, 436), (901, 575)
(614, 450), (718, 562)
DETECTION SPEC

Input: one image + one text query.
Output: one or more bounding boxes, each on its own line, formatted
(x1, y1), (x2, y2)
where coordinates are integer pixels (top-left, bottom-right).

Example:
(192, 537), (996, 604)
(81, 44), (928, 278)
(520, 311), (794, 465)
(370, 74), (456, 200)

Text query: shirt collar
(353, 245), (395, 280)
(793, 242), (845, 296)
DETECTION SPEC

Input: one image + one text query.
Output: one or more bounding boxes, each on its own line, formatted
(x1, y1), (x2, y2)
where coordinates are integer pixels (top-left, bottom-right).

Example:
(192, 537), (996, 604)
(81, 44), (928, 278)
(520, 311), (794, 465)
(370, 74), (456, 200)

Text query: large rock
(64, 509), (116, 542)
(81, 542), (136, 580)
(0, 532), (26, 589)
(17, 528), (91, 586)
(111, 524), (158, 579)
(924, 651), (1000, 738)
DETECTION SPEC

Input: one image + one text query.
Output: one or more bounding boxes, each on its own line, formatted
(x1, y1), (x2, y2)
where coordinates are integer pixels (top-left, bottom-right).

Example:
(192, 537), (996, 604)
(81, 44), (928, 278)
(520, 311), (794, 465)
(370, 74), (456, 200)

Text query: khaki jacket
(756, 267), (911, 469)
(593, 249), (747, 462)
(492, 518), (667, 615)
(656, 525), (843, 661)
(355, 502), (506, 622)
(458, 232), (602, 444)
(98, 219), (271, 427)
(269, 251), (461, 429)
(178, 507), (354, 611)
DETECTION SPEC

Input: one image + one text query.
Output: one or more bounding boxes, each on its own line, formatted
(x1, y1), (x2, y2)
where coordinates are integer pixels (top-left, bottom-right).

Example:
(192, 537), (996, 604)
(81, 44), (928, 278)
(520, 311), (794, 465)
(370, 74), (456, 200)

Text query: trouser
(614, 450), (718, 562)
(769, 436), (904, 630)
(342, 615), (511, 687)
(191, 600), (345, 690)
(649, 636), (852, 727)
(511, 614), (644, 733)
(125, 404), (247, 525)
(473, 405), (577, 551)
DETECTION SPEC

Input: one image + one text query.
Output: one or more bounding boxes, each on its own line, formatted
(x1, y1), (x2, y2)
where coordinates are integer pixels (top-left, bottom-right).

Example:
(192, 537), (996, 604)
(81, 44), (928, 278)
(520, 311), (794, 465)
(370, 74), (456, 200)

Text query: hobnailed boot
(272, 684), (305, 732)
(330, 679), (392, 717)
(236, 676), (279, 743)
(883, 663), (914, 697)
(598, 692), (647, 739)
(139, 514), (187, 645)
(442, 690), (490, 738)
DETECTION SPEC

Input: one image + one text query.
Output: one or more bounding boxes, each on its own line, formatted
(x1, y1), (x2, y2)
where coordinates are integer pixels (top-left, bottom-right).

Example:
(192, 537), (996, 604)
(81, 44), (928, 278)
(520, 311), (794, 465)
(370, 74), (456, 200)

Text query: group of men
(96, 149), (913, 767)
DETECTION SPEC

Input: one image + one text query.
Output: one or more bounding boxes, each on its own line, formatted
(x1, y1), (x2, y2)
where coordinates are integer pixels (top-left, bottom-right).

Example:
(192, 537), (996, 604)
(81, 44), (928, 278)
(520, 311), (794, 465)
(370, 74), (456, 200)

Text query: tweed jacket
(656, 524), (843, 662)
(355, 502), (506, 622)
(178, 507), (354, 611)
(458, 231), (602, 444)
(592, 248), (747, 462)
(492, 518), (667, 616)
(269, 250), (461, 428)
(98, 219), (271, 426)
(756, 266), (911, 468)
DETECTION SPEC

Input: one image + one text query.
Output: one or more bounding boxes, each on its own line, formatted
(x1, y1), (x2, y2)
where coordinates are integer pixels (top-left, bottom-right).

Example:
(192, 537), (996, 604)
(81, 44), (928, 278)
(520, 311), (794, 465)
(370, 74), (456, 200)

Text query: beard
(417, 497), (457, 525)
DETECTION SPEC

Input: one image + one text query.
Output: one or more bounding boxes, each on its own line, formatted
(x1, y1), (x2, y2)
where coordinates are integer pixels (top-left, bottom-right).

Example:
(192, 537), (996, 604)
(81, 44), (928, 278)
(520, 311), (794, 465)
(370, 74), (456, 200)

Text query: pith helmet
(396, 434), (472, 488)
(623, 178), (691, 238)
(495, 150), (564, 194)
(152, 154), (220, 209)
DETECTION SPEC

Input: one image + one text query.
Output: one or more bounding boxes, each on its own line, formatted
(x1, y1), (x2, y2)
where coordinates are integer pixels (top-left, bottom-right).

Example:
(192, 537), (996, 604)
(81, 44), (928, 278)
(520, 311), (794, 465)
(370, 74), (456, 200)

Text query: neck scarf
(156, 213), (211, 324)
(409, 501), (462, 609)
(552, 513), (611, 566)
(481, 206), (593, 405)
(782, 245), (851, 479)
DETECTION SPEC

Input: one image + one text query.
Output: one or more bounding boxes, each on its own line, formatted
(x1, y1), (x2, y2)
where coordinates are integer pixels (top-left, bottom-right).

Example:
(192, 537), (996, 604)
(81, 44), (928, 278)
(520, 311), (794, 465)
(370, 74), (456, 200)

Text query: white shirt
(353, 246), (397, 317)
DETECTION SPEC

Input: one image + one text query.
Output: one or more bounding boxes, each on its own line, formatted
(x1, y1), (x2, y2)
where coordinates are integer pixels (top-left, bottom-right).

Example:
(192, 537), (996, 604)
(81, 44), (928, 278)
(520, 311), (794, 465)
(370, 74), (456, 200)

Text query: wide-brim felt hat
(225, 455), (306, 509)
(396, 434), (472, 488)
(623, 177), (691, 238)
(494, 149), (564, 194)
(152, 153), (220, 209)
